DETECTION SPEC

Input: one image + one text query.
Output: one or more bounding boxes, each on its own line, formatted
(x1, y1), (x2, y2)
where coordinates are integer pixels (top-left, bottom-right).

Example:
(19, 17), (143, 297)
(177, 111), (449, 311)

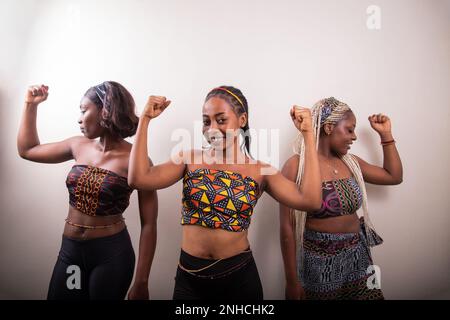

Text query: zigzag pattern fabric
(181, 168), (260, 232)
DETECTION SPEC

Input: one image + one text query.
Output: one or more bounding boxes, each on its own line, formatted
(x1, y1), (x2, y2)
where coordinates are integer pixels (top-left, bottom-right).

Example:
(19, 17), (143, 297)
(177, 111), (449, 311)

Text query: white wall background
(1, 0), (449, 299)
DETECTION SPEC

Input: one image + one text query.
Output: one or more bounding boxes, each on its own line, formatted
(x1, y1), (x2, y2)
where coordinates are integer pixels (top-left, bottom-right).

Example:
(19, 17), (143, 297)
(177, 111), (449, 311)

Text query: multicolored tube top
(66, 165), (133, 216)
(307, 177), (363, 219)
(181, 168), (260, 232)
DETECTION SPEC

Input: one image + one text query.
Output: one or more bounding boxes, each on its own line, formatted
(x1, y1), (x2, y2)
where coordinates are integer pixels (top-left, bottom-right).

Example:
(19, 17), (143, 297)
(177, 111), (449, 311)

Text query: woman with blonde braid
(280, 97), (403, 300)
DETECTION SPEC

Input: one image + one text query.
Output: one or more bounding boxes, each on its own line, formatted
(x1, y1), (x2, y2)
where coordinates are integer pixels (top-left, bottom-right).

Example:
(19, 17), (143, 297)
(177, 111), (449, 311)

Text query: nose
(78, 116), (82, 125)
(352, 132), (357, 141)
(210, 121), (219, 130)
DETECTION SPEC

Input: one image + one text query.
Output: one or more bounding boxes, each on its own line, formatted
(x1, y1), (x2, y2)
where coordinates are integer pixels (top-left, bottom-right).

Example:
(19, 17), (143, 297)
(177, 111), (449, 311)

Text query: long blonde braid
(292, 97), (380, 278)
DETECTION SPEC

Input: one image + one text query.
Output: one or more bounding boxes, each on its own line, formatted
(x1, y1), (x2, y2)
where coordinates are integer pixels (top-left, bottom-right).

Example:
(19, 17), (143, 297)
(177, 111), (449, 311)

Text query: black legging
(173, 248), (263, 300)
(47, 228), (135, 300)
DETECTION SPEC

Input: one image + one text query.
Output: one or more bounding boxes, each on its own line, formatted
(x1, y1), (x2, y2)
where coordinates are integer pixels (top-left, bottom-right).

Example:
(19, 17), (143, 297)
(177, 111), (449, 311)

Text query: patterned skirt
(299, 222), (384, 300)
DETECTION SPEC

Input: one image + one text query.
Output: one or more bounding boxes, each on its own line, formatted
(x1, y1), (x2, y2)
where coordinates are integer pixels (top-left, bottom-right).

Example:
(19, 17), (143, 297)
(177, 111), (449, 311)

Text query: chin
(83, 133), (96, 140)
(334, 149), (348, 156)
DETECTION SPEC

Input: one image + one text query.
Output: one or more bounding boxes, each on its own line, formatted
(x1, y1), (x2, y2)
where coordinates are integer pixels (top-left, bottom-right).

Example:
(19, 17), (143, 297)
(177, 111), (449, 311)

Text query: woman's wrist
(302, 131), (315, 145)
(24, 101), (38, 108)
(286, 277), (301, 285)
(139, 114), (151, 124)
(379, 132), (393, 142)
(133, 277), (149, 285)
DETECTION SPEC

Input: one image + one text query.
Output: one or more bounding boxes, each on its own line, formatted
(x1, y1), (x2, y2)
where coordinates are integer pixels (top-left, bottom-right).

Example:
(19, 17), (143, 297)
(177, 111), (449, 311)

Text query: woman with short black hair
(17, 81), (157, 300)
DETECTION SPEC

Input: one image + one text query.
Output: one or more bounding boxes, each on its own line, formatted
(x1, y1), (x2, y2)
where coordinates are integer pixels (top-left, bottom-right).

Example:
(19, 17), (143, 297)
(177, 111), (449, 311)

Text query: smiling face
(202, 96), (247, 152)
(326, 111), (357, 155)
(78, 97), (104, 139)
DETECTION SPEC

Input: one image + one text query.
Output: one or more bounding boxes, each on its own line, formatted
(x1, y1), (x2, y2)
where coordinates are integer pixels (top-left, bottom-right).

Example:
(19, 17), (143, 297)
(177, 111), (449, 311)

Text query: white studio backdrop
(0, 0), (449, 299)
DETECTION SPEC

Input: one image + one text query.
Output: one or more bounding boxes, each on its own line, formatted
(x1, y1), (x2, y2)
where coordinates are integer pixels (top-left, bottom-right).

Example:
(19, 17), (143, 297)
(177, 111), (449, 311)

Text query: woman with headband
(17, 82), (158, 300)
(128, 86), (322, 299)
(280, 97), (403, 300)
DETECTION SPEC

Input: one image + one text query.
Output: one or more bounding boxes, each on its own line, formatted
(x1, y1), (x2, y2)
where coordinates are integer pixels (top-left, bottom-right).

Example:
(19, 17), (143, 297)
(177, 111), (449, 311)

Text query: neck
(318, 139), (339, 160)
(98, 134), (122, 153)
(211, 142), (247, 164)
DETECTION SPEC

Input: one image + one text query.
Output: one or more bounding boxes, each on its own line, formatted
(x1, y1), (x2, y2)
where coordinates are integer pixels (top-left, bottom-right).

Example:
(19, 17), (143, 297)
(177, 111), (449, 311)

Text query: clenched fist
(143, 95), (171, 119)
(290, 105), (313, 133)
(25, 85), (49, 105)
(368, 113), (392, 135)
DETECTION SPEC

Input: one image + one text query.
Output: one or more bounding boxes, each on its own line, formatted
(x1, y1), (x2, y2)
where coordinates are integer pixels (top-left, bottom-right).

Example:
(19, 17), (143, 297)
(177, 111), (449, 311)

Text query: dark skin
(280, 110), (403, 299)
(128, 95), (323, 260)
(17, 84), (158, 300)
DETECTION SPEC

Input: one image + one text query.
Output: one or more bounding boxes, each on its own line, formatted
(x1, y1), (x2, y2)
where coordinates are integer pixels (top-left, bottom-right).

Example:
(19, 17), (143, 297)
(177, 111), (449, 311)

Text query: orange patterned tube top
(181, 168), (260, 232)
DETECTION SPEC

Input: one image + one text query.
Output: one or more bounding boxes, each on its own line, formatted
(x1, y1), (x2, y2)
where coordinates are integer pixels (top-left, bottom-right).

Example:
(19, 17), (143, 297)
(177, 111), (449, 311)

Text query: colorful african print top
(66, 165), (133, 216)
(308, 177), (363, 219)
(181, 168), (260, 232)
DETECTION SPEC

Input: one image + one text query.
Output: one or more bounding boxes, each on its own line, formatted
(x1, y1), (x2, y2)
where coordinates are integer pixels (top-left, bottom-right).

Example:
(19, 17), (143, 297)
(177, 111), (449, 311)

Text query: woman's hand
(25, 84), (49, 105)
(368, 113), (392, 136)
(290, 106), (313, 134)
(285, 281), (306, 300)
(127, 282), (149, 300)
(143, 95), (171, 119)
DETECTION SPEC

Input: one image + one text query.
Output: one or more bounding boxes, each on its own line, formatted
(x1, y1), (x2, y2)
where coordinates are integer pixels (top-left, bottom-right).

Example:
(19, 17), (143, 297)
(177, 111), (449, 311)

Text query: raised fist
(290, 105), (313, 133)
(143, 95), (171, 119)
(25, 85), (49, 105)
(368, 113), (392, 135)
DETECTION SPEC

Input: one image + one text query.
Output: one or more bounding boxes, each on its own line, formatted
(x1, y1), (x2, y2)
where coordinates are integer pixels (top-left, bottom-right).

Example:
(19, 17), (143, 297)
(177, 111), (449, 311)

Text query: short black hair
(84, 81), (138, 139)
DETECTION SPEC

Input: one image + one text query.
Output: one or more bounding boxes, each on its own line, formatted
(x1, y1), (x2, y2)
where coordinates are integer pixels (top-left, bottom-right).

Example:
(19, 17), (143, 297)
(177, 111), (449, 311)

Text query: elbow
(128, 175), (156, 191)
(311, 199), (322, 212)
(301, 200), (322, 212)
(128, 175), (141, 190)
(292, 202), (321, 212)
(128, 182), (141, 190)
(309, 193), (323, 212)
(387, 173), (403, 185)
(18, 148), (30, 160)
(296, 193), (322, 212)
(307, 201), (322, 212)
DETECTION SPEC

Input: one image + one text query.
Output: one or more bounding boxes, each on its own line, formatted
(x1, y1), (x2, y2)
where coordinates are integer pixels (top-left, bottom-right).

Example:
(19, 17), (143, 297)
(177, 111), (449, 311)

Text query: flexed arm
(17, 85), (78, 163)
(128, 96), (186, 191)
(265, 106), (322, 211)
(355, 114), (403, 185)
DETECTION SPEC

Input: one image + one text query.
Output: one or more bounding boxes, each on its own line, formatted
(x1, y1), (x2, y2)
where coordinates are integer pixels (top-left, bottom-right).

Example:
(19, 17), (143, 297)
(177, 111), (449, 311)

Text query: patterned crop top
(66, 165), (133, 216)
(181, 168), (260, 232)
(307, 177), (363, 219)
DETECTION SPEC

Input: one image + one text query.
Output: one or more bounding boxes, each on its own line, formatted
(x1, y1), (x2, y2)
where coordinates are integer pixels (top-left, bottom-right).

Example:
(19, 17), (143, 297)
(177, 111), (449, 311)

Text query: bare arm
(128, 189), (158, 300)
(265, 107), (322, 211)
(356, 114), (403, 185)
(128, 96), (186, 191)
(279, 155), (306, 299)
(17, 85), (76, 163)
